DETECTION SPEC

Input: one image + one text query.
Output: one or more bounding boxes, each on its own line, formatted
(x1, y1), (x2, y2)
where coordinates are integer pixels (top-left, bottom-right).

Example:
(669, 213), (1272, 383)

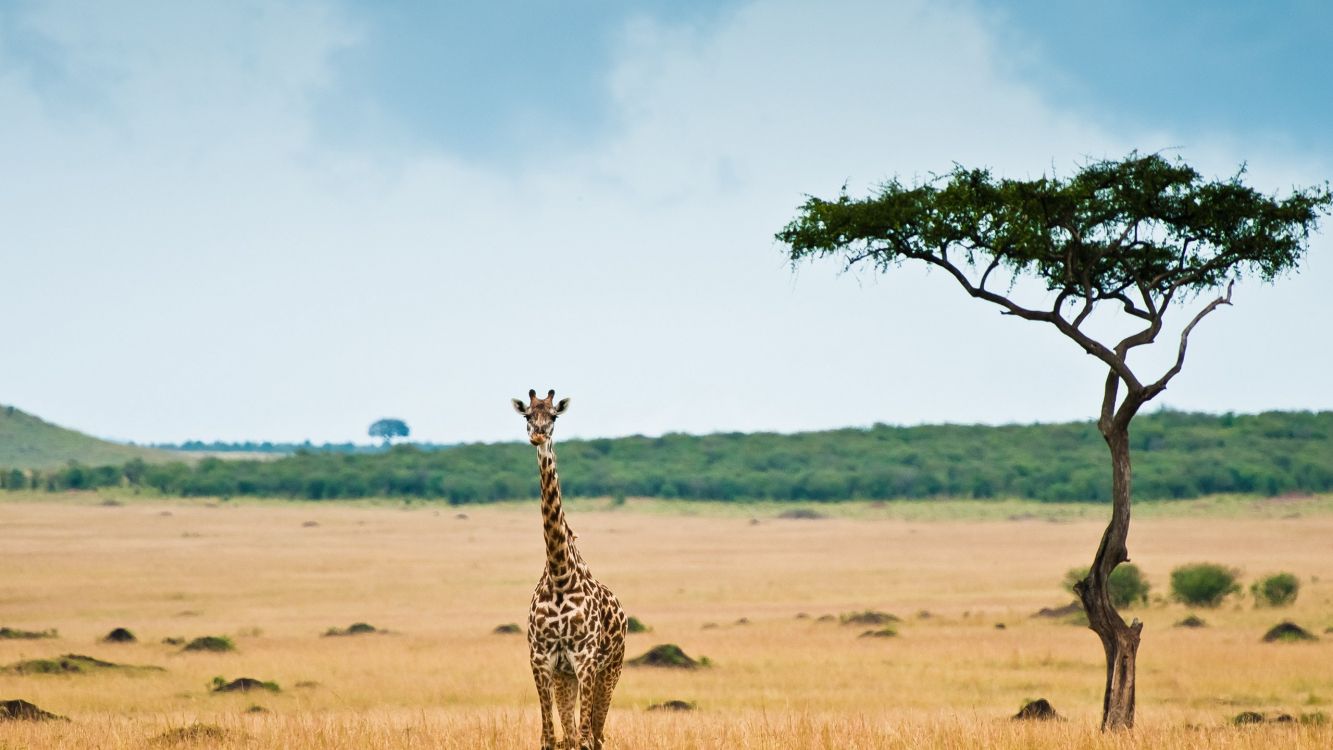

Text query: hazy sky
(2, 0), (1330, 445)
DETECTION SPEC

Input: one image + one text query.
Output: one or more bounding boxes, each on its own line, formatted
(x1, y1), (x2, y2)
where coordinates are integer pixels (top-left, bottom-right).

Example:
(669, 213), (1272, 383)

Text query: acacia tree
(777, 153), (1330, 730)
(368, 418), (410, 447)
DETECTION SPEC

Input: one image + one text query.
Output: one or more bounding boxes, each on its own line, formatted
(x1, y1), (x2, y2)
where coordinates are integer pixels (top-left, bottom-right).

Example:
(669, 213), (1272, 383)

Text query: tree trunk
(1074, 427), (1142, 731)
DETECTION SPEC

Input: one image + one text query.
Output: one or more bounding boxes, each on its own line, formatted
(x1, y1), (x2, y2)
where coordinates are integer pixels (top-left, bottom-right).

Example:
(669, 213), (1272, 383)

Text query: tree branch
(1108, 292), (1153, 320)
(1070, 292), (1096, 329)
(978, 256), (1003, 292)
(908, 247), (1148, 390)
(915, 252), (1053, 322)
(1099, 367), (1120, 431)
(1135, 280), (1235, 415)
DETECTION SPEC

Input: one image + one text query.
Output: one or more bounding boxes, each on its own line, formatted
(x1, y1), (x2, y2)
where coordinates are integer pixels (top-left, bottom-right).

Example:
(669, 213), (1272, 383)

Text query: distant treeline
(149, 440), (452, 455)
(5, 411), (1331, 504)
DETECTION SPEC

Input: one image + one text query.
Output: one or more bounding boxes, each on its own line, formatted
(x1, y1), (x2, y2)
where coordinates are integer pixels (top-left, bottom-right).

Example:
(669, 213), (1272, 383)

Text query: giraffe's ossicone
(512, 389), (627, 750)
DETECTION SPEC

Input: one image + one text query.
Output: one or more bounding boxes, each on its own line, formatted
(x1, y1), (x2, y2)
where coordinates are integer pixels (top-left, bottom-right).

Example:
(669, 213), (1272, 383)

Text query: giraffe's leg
(589, 632), (625, 750)
(553, 669), (577, 750)
(572, 650), (599, 750)
(531, 660), (557, 750)
(589, 662), (622, 749)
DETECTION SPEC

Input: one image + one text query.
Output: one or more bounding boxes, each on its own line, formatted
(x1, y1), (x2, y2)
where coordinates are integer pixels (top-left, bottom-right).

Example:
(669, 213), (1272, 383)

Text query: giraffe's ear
(511, 398), (529, 415)
(554, 397), (571, 415)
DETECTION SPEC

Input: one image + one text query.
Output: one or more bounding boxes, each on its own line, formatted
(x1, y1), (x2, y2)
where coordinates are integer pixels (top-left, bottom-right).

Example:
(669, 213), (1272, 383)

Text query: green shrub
(1170, 563), (1241, 607)
(1062, 563), (1150, 608)
(1251, 572), (1300, 607)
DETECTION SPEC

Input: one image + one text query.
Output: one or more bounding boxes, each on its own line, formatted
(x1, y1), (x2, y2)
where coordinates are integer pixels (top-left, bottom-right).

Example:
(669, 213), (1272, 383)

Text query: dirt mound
(0, 699), (67, 721)
(1262, 621), (1317, 643)
(840, 611), (900, 626)
(647, 700), (695, 711)
(212, 677), (280, 693)
(1226, 711), (1325, 725)
(1174, 614), (1207, 628)
(1012, 699), (1061, 721)
(1031, 602), (1082, 619)
(153, 724), (231, 744)
(4, 653), (161, 675)
(0, 626), (57, 640)
(0, 628), (57, 639)
(492, 623), (521, 635)
(182, 635), (235, 652)
(103, 627), (137, 643)
(628, 644), (703, 669)
(324, 622), (378, 637)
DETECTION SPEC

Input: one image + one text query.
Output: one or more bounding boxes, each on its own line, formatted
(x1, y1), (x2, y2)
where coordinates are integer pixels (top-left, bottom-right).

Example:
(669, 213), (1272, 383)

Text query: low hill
(20, 409), (1333, 504)
(0, 405), (171, 470)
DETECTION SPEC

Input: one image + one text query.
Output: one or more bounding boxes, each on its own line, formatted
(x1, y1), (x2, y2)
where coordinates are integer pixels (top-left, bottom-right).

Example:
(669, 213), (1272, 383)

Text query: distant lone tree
(778, 152), (1330, 730)
(368, 418), (410, 447)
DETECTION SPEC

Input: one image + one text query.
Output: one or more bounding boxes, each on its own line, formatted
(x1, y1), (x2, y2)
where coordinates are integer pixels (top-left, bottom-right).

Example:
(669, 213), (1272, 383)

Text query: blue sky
(1, 0), (1330, 444)
(981, 0), (1332, 155)
(318, 1), (737, 162)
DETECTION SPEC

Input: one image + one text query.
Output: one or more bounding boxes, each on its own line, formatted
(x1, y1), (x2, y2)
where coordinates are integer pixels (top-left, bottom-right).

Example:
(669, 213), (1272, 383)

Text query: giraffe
(512, 388), (627, 750)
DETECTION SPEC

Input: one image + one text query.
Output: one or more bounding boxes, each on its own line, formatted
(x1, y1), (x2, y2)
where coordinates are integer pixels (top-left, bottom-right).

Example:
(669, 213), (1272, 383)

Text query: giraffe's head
(511, 388), (570, 446)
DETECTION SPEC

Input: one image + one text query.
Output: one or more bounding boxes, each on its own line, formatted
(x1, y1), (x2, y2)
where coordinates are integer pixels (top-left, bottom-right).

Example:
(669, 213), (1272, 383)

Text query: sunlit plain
(1, 493), (1330, 748)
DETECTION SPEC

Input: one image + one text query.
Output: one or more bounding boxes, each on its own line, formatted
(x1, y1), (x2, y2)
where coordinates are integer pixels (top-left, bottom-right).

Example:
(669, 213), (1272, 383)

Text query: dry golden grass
(1, 492), (1331, 748)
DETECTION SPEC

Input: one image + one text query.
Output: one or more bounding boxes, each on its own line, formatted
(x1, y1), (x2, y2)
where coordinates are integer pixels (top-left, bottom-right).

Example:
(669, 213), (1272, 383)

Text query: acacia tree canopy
(369, 418), (410, 445)
(779, 153), (1328, 303)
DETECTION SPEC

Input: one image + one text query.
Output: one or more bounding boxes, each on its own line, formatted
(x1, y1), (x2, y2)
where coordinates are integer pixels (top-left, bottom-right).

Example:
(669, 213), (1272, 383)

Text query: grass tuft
(182, 635), (235, 653)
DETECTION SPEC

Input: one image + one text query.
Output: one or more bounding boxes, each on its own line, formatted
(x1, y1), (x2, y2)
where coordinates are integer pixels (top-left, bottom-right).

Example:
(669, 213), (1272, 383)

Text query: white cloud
(1, 0), (1328, 444)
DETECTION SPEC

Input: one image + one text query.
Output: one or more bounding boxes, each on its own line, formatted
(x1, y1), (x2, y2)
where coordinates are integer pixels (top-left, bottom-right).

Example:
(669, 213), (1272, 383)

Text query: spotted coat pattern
(514, 390), (627, 750)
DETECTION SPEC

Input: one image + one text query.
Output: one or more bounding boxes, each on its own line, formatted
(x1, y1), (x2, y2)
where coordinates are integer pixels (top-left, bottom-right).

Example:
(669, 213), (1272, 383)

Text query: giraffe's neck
(536, 440), (581, 588)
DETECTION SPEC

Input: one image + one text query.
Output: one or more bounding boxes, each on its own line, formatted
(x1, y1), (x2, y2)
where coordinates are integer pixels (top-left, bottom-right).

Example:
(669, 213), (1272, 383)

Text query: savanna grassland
(1, 493), (1331, 748)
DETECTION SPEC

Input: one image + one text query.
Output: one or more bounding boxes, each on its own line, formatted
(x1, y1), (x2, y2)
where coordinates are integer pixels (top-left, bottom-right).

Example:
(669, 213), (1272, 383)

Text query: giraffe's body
(514, 389), (627, 750)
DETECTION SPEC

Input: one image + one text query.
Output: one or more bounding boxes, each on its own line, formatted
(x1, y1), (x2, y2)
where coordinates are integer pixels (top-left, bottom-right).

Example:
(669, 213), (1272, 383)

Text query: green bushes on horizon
(5, 410), (1332, 504)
